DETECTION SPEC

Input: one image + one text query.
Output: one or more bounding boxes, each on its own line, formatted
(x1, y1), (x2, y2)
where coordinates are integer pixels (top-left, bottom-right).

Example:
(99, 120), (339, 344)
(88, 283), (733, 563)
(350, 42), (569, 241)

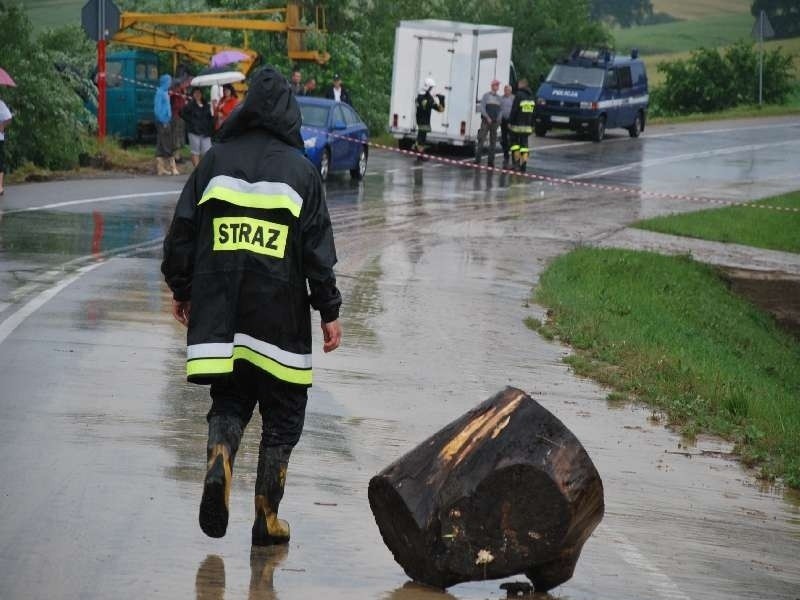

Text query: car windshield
(299, 103), (329, 128)
(546, 65), (605, 88)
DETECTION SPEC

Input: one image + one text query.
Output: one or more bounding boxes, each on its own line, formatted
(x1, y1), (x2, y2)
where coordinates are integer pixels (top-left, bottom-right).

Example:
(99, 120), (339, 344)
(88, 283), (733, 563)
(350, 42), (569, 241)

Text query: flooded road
(1, 116), (799, 599)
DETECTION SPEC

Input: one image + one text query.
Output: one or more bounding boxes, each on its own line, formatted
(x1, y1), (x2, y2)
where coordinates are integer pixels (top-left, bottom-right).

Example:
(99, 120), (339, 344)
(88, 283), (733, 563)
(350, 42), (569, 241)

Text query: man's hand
(321, 319), (342, 353)
(171, 299), (191, 327)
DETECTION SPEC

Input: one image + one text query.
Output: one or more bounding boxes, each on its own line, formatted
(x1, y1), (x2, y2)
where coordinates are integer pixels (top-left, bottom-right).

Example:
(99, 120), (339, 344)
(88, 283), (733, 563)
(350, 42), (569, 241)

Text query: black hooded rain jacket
(161, 66), (341, 388)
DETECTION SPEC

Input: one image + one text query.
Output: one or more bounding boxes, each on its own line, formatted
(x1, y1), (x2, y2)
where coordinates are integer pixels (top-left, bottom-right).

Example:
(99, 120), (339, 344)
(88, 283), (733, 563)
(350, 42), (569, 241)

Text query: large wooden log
(368, 387), (604, 591)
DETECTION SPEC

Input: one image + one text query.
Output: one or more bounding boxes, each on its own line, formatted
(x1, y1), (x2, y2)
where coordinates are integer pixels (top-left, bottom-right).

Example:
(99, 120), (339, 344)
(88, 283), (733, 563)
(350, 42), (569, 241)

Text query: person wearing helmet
(413, 77), (445, 162)
(475, 79), (502, 167)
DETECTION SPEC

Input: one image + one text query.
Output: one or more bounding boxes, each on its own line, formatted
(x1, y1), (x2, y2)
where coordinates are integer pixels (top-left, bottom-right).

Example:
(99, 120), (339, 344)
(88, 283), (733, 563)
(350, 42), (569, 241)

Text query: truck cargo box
(389, 20), (514, 149)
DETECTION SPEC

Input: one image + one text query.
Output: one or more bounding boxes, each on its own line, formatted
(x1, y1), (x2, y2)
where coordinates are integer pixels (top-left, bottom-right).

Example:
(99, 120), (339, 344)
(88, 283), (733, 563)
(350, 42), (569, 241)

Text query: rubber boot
(199, 415), (244, 538)
(156, 157), (170, 176)
(169, 156), (180, 175)
(252, 444), (293, 546)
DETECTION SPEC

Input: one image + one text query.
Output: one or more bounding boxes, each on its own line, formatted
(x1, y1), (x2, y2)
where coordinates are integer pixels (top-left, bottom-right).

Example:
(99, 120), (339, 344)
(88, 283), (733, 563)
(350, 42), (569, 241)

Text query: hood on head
(158, 74), (172, 91)
(216, 66), (303, 150)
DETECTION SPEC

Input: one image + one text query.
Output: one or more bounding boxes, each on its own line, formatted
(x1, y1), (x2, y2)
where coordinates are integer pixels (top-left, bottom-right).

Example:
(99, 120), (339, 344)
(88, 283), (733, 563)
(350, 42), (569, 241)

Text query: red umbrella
(0, 67), (16, 87)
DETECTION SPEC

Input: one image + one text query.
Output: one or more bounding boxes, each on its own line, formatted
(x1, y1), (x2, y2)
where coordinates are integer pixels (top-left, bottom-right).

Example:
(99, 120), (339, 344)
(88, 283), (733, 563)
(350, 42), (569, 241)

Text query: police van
(534, 49), (648, 142)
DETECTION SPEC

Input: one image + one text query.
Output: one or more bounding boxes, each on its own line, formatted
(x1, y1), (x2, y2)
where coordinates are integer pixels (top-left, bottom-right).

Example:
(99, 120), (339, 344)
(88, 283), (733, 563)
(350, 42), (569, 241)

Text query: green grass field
(20, 0), (83, 29)
(531, 247), (800, 487)
(633, 191), (800, 254)
(614, 12), (756, 55)
(650, 0), (751, 20)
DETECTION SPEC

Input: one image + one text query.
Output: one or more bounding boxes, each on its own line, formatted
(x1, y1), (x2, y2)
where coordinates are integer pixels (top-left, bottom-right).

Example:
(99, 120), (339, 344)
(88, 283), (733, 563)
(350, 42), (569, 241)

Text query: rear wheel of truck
(534, 123), (547, 137)
(628, 111), (643, 138)
(398, 138), (414, 151)
(591, 116), (606, 142)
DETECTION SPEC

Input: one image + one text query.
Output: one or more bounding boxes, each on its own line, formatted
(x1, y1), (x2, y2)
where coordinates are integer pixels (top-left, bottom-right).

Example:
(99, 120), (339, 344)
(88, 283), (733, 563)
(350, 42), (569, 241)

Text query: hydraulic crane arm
(114, 3), (330, 66)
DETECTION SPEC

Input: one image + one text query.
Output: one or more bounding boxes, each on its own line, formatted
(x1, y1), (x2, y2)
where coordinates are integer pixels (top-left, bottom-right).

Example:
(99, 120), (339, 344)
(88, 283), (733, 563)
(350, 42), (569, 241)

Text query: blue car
(297, 97), (369, 181)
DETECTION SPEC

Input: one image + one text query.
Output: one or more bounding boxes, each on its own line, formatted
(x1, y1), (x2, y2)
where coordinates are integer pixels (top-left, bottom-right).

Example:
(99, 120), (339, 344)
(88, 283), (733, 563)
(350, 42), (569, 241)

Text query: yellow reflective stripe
(200, 186), (301, 217)
(188, 347), (312, 385)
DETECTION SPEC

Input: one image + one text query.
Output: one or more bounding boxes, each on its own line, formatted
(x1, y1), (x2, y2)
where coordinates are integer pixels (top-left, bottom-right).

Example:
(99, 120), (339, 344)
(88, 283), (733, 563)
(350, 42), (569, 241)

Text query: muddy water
(2, 123), (800, 599)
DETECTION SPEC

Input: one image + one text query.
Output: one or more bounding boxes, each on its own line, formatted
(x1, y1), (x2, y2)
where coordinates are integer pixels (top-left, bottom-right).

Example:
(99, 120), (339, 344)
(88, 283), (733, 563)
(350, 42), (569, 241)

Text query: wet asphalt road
(0, 116), (799, 600)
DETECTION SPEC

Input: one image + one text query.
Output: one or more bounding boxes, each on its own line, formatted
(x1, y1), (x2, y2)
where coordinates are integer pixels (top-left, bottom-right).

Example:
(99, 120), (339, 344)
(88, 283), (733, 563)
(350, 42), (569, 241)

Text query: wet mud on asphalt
(0, 117), (798, 599)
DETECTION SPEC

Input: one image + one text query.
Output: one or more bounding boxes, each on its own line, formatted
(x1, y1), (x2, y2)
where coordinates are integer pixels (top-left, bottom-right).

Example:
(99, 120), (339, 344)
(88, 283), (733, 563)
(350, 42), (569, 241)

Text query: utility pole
(751, 9), (775, 106)
(82, 0), (121, 140)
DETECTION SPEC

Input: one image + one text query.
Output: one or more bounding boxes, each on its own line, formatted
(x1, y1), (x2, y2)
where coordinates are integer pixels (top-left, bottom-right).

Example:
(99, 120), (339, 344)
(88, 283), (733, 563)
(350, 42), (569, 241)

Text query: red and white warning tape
(115, 74), (800, 214)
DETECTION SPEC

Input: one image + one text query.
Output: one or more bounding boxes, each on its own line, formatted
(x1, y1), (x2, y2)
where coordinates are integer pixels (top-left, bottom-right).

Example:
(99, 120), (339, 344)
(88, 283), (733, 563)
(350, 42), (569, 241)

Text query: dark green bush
(0, 5), (95, 171)
(651, 40), (795, 116)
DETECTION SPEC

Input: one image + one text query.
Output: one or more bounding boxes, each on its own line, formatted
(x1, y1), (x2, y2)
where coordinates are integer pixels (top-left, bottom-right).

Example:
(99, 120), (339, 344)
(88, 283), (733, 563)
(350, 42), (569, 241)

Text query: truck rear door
(416, 36), (455, 134)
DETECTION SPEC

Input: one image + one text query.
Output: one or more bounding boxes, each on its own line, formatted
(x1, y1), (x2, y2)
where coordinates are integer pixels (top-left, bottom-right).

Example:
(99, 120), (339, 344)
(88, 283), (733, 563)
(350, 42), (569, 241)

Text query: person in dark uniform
(324, 73), (352, 105)
(508, 78), (535, 172)
(162, 65), (343, 547)
(413, 77), (445, 162)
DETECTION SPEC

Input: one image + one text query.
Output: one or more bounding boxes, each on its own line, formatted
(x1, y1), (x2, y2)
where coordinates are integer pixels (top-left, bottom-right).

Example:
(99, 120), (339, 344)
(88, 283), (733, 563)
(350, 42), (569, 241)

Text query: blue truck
(89, 50), (160, 142)
(533, 49), (648, 142)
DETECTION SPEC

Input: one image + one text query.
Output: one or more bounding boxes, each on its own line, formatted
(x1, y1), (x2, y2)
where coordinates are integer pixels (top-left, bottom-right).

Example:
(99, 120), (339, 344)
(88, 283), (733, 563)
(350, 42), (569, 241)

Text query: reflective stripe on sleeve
(199, 175), (303, 218)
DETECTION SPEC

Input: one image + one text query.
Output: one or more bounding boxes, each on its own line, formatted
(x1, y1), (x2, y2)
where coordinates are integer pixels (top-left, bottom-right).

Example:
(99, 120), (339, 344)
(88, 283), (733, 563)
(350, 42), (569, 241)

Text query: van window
(136, 63), (147, 80)
(147, 64), (159, 81)
(605, 69), (617, 89)
(631, 62), (647, 86)
(107, 61), (123, 88)
(617, 66), (633, 89)
(546, 65), (605, 87)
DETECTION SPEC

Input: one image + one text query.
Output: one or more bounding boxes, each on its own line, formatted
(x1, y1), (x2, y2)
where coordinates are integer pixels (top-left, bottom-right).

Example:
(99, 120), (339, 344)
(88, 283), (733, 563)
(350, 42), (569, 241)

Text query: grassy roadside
(529, 247), (800, 487)
(633, 191), (800, 253)
(6, 138), (190, 184)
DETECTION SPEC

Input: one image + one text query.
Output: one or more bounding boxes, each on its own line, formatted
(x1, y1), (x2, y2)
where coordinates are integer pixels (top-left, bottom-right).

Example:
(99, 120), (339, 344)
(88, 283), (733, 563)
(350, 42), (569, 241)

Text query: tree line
(0, 0), (796, 171)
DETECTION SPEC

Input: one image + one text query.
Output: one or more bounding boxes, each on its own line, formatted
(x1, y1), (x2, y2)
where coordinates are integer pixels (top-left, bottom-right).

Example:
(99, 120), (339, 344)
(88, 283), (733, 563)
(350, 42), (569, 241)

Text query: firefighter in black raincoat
(413, 77), (445, 161)
(161, 65), (342, 546)
(508, 78), (535, 172)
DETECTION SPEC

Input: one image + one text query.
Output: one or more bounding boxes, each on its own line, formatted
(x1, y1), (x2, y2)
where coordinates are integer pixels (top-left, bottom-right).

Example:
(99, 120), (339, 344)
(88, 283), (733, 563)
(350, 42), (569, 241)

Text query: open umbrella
(190, 70), (245, 87)
(0, 67), (17, 87)
(211, 50), (250, 68)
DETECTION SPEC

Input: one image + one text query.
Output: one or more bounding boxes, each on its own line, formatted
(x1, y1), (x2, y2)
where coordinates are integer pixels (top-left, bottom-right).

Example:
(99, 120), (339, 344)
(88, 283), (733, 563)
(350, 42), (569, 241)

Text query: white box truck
(389, 19), (514, 149)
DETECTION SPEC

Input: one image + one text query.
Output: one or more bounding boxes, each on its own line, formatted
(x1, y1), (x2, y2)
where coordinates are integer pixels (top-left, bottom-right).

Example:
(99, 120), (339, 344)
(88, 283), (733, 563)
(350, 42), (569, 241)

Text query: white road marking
(599, 524), (692, 600)
(571, 139), (800, 180)
(0, 262), (104, 345)
(2, 190), (181, 215)
(0, 238), (164, 345)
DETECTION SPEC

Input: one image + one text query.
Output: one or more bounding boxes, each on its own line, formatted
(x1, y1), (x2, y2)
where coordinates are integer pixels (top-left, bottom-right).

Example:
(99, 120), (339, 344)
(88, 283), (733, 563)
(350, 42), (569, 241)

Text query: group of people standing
(154, 75), (240, 176)
(288, 68), (353, 106)
(414, 76), (535, 171)
(156, 67), (353, 176)
(476, 78), (535, 172)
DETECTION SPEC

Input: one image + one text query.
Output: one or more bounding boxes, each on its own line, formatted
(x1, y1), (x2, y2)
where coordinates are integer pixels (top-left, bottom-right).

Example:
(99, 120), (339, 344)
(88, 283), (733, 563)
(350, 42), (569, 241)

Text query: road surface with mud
(0, 117), (798, 600)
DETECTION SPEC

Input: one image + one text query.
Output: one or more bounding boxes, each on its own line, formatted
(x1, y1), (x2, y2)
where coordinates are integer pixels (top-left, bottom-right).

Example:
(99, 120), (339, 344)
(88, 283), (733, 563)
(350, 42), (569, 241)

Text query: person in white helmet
(413, 77), (445, 162)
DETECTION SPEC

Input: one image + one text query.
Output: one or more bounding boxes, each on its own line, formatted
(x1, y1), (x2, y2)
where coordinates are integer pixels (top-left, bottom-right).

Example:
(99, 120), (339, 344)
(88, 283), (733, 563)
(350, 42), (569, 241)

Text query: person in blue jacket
(154, 74), (179, 175)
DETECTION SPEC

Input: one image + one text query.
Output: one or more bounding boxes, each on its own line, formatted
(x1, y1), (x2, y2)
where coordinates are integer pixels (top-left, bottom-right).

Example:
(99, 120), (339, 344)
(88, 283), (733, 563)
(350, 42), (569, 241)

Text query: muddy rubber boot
(156, 157), (170, 176)
(169, 157), (180, 175)
(252, 444), (293, 546)
(199, 415), (244, 538)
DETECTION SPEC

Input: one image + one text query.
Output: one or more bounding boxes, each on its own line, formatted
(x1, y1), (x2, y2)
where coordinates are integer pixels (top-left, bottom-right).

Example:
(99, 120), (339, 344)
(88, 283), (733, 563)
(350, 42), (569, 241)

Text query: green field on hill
(20, 0), (82, 29)
(614, 12), (756, 55)
(650, 0), (751, 20)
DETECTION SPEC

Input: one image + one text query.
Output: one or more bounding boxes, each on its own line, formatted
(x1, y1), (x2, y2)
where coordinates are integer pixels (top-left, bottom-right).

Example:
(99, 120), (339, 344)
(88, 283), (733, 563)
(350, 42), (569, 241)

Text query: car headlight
(304, 136), (317, 149)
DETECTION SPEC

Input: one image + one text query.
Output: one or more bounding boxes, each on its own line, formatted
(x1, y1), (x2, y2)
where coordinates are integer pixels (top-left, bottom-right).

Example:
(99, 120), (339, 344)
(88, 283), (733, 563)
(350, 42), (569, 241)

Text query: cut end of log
(369, 387), (604, 590)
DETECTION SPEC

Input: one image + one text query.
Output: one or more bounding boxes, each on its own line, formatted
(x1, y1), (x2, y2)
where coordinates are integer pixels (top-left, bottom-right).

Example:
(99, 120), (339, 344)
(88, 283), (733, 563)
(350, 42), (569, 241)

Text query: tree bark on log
(368, 387), (604, 591)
